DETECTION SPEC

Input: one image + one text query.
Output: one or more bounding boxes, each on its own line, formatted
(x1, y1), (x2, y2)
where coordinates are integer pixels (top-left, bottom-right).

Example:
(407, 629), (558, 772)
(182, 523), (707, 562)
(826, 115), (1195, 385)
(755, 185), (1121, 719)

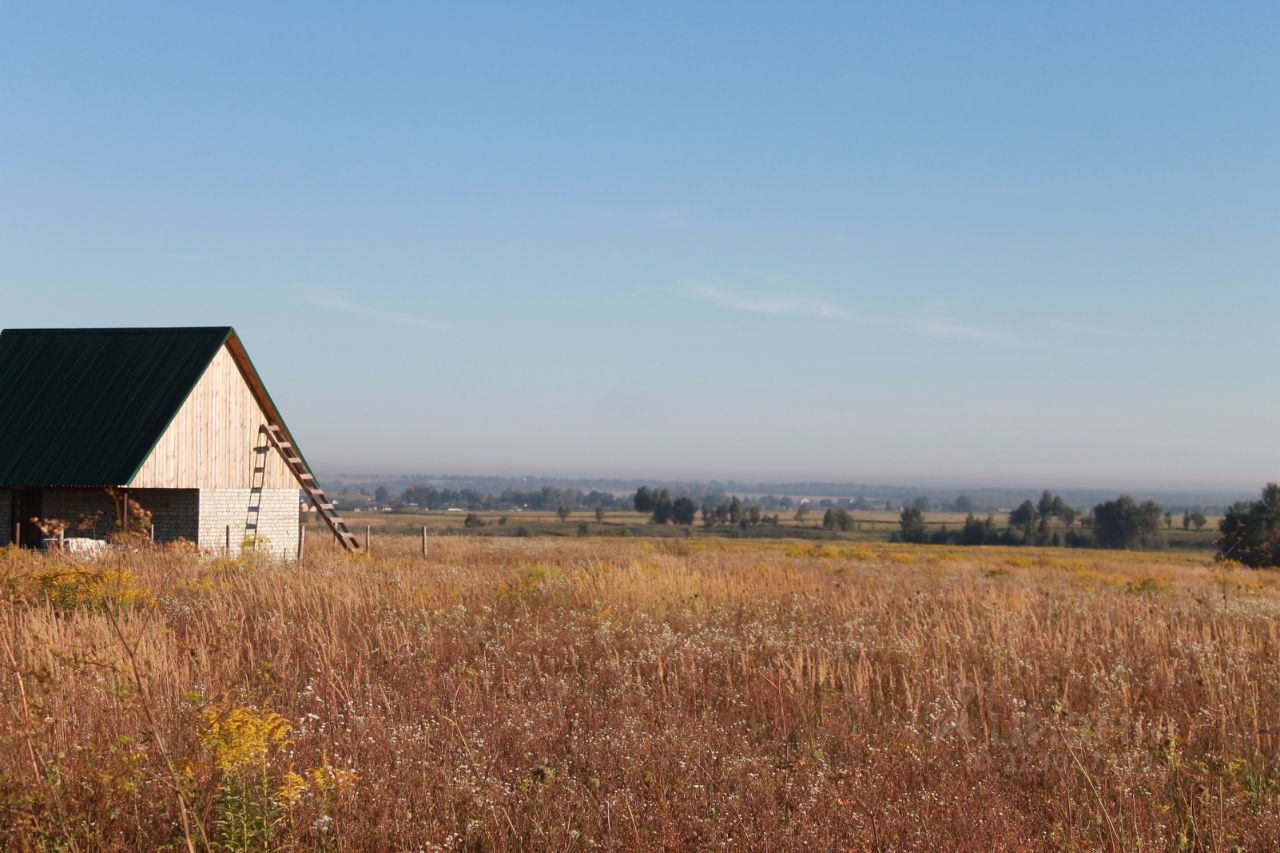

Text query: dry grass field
(2, 537), (1278, 850)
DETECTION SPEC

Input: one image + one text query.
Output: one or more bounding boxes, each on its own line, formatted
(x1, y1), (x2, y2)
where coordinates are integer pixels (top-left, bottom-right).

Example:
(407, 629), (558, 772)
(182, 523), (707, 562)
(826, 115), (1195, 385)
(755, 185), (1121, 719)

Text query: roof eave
(222, 329), (319, 486)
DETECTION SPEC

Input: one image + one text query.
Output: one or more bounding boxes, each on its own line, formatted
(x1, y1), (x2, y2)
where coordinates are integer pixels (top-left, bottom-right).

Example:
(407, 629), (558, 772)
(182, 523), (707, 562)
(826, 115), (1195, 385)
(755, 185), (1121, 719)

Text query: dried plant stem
(103, 600), (208, 852)
(1058, 723), (1122, 851)
(1, 604), (82, 853)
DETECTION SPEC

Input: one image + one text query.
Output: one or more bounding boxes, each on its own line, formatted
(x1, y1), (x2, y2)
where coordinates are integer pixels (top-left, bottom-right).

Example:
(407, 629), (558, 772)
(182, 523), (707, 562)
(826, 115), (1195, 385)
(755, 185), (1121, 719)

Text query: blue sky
(2, 3), (1277, 488)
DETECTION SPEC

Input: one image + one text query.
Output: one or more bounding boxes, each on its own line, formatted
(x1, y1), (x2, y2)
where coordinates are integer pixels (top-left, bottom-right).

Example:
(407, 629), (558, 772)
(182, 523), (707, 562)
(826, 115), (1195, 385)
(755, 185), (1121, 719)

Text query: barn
(0, 327), (357, 558)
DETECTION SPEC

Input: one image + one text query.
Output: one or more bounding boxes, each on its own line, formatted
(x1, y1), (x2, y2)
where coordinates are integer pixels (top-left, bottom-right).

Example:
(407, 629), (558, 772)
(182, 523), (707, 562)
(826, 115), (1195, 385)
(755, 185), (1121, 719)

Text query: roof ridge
(1, 326), (234, 335)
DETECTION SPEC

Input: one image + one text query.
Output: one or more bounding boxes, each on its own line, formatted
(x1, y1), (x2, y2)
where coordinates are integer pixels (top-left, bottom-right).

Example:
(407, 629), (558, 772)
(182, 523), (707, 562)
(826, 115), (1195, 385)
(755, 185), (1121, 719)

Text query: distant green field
(313, 508), (1220, 550)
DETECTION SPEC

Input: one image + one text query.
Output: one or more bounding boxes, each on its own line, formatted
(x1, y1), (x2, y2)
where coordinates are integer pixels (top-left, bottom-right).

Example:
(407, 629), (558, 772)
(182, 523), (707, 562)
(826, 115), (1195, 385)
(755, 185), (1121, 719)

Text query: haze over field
(2, 4), (1277, 488)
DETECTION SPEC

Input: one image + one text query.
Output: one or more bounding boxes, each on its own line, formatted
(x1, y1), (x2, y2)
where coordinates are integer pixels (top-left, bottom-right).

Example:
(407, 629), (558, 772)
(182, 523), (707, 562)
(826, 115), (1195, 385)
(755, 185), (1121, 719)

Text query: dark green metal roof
(0, 327), (232, 487)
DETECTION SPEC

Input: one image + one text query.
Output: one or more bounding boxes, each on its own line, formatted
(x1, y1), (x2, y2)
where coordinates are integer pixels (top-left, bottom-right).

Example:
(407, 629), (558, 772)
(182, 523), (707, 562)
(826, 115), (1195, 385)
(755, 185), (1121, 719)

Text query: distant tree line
(394, 485), (632, 512)
(633, 487), (699, 525)
(893, 481), (1280, 567)
(896, 489), (1174, 551)
(632, 488), (979, 523)
(375, 479), (1268, 564)
(1217, 484), (1280, 569)
(822, 507), (855, 531)
(812, 495), (981, 513)
(633, 487), (785, 528)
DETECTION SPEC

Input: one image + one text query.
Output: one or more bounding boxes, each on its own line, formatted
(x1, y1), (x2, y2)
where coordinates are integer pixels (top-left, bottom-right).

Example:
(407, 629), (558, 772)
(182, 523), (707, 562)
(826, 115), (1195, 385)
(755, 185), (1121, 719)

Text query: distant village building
(0, 327), (357, 558)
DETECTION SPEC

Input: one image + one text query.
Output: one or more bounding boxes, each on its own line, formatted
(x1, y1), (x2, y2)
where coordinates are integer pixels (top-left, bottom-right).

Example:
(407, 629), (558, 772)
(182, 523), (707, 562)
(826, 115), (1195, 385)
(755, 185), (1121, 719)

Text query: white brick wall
(0, 487), (299, 559)
(199, 488), (301, 560)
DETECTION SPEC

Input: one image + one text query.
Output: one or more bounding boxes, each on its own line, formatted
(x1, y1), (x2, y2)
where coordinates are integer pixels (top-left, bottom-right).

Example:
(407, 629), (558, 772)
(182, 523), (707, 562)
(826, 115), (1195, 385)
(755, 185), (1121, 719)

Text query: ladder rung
(260, 422), (358, 552)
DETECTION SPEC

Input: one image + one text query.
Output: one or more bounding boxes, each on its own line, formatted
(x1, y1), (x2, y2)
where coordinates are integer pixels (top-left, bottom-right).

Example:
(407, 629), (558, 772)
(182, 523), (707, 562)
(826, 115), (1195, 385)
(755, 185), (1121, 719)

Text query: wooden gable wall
(129, 344), (299, 490)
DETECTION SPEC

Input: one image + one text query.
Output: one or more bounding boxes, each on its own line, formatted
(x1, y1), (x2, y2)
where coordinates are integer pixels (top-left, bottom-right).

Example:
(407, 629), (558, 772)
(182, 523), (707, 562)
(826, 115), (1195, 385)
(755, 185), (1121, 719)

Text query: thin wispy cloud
(678, 280), (1031, 348)
(681, 282), (853, 320)
(902, 318), (1026, 348)
(1049, 319), (1152, 339)
(307, 288), (450, 330)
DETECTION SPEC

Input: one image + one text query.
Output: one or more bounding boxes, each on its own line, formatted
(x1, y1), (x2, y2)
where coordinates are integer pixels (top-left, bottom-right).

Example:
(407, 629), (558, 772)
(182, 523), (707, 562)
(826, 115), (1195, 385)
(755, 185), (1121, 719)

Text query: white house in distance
(0, 327), (357, 558)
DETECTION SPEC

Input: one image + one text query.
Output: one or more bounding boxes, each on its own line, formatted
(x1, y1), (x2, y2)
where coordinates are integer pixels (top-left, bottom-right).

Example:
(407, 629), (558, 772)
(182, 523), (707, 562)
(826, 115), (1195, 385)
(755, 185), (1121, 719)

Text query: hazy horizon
(319, 468), (1262, 500)
(3, 4), (1277, 489)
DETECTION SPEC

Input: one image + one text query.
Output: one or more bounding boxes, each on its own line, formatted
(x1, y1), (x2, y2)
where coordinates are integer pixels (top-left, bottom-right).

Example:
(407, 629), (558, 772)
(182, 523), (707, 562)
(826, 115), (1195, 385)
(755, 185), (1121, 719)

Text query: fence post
(59, 528), (65, 552)
(365, 525), (371, 553)
(298, 522), (306, 560)
(14, 521), (19, 548)
(422, 525), (428, 557)
(225, 524), (231, 556)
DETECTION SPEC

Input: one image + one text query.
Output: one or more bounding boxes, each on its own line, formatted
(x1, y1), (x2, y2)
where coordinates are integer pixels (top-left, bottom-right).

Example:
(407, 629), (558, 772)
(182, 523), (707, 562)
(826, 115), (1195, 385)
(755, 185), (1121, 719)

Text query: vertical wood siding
(129, 345), (298, 490)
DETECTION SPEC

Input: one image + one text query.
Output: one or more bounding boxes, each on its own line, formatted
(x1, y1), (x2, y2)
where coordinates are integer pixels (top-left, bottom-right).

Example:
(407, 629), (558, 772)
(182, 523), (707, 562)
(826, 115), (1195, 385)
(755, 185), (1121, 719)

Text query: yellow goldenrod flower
(277, 771), (309, 807)
(307, 763), (358, 796)
(198, 707), (292, 775)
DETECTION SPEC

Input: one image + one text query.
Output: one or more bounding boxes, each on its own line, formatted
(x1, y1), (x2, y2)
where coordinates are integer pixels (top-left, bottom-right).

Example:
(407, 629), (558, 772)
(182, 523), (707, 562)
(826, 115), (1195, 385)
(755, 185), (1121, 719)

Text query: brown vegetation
(2, 537), (1278, 850)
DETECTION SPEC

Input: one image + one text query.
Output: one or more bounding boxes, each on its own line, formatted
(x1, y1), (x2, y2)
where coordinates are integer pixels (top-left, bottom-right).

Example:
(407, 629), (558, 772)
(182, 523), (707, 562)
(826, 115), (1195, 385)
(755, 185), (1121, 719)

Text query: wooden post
(13, 521), (19, 548)
(421, 525), (428, 557)
(298, 522), (306, 560)
(149, 524), (155, 542)
(59, 528), (65, 552)
(225, 524), (231, 556)
(365, 525), (371, 553)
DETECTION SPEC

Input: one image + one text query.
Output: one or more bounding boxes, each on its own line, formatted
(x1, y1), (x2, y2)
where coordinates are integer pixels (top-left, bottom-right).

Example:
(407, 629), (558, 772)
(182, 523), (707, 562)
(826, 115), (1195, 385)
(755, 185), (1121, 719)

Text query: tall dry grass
(1, 537), (1278, 850)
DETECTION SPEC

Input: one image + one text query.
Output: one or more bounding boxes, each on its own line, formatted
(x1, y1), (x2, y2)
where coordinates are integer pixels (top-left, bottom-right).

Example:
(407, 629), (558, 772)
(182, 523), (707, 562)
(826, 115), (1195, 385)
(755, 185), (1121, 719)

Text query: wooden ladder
(259, 424), (360, 552)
